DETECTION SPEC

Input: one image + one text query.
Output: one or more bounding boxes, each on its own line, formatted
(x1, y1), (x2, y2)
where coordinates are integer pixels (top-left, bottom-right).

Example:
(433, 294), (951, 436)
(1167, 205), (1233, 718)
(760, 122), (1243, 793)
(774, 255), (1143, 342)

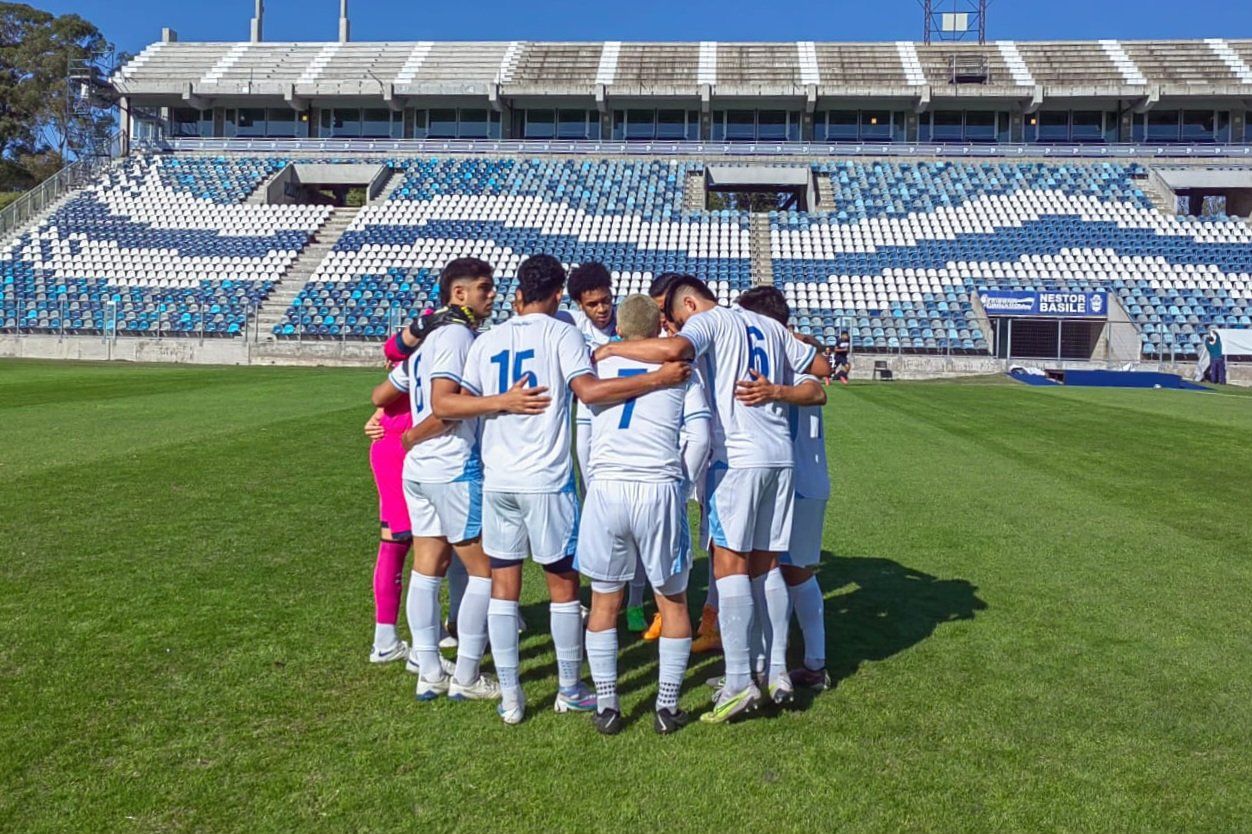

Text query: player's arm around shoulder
(594, 334), (694, 364)
(571, 359), (691, 406)
(371, 364), (408, 407)
(735, 371), (827, 407)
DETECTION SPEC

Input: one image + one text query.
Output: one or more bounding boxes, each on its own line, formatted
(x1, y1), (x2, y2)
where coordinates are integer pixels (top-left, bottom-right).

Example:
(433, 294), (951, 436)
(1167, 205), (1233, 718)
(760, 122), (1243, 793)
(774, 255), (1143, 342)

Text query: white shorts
(575, 480), (691, 593)
(780, 498), (827, 568)
(483, 488), (579, 564)
(705, 463), (794, 553)
(403, 478), (482, 543)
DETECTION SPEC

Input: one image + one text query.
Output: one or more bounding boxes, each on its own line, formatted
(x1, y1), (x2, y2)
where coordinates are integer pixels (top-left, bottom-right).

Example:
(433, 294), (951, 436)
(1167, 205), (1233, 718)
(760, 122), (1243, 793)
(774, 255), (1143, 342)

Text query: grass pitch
(1, 359), (1249, 833)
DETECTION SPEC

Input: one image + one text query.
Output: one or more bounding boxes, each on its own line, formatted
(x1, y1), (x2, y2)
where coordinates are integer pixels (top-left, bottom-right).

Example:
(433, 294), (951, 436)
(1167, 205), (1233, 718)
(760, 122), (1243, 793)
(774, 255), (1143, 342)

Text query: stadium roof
(113, 38), (1252, 105)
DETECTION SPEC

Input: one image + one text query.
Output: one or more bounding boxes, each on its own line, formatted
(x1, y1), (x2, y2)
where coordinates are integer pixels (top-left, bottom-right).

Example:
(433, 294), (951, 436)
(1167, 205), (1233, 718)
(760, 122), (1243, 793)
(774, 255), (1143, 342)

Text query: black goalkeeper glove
(407, 304), (481, 342)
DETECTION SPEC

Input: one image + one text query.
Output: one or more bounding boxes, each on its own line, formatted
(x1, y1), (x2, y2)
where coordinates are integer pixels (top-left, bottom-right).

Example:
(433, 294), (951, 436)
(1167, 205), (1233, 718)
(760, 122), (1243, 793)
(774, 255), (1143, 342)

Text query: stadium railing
(146, 138), (1252, 159)
(0, 154), (116, 241)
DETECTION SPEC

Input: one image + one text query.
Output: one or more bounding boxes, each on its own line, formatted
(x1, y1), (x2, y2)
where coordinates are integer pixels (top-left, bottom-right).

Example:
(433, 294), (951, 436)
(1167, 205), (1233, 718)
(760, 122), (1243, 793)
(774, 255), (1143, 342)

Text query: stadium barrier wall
(6, 333), (1240, 383)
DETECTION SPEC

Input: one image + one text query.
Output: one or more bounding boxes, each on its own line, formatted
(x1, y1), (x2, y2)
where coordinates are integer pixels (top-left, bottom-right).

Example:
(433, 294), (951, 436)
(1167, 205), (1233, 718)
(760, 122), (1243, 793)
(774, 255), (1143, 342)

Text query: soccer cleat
(625, 606), (647, 633)
(701, 681), (756, 721)
(690, 605), (722, 653)
(449, 673), (502, 701)
(699, 682), (762, 724)
(790, 666), (831, 691)
(407, 651), (456, 677)
(592, 708), (625, 736)
(415, 674), (450, 701)
(654, 708), (690, 735)
(768, 672), (795, 706)
(642, 612), (663, 642)
(497, 688), (526, 725)
(439, 619), (458, 649)
(369, 640), (409, 665)
(554, 681), (598, 713)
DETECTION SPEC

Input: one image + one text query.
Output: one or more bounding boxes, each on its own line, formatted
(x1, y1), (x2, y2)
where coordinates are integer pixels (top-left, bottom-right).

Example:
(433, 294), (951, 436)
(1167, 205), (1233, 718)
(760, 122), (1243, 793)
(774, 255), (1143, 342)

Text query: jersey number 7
(616, 368), (647, 429)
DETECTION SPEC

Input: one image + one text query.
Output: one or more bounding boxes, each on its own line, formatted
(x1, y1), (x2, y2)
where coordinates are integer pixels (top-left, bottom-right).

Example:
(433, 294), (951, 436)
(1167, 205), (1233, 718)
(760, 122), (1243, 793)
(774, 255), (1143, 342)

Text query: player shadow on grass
(512, 554), (985, 724)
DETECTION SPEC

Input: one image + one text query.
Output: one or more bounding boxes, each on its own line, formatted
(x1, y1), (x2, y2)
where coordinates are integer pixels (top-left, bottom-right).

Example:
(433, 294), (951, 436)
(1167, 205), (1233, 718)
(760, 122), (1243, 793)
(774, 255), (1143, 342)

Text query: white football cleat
(498, 688), (526, 725)
(369, 640), (409, 665)
(449, 674), (502, 701)
(415, 674), (450, 702)
(439, 620), (458, 649)
(407, 651), (456, 677)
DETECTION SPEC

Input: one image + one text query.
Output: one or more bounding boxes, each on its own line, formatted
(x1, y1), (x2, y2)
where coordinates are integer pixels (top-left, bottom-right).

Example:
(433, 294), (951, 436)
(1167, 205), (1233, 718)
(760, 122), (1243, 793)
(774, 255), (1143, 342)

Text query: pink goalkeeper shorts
(370, 432), (410, 537)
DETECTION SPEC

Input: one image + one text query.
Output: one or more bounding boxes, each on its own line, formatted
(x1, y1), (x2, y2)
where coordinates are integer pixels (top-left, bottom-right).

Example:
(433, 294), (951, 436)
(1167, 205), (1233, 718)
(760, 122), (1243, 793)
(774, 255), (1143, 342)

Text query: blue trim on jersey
(429, 371), (465, 386)
(705, 460), (730, 549)
(565, 368), (593, 385)
(684, 410), (712, 421)
(452, 454), (484, 483)
(797, 343), (818, 374)
(460, 378), (483, 396)
(561, 473), (581, 556)
(463, 477), (483, 541)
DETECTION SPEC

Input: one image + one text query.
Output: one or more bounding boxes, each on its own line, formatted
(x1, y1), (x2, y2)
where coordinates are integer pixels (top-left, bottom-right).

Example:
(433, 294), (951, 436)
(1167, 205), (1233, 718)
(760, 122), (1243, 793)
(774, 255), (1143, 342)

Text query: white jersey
(568, 307), (616, 349)
(388, 324), (481, 484)
(789, 374), (830, 500)
(587, 355), (710, 483)
(679, 305), (816, 469)
(569, 307), (616, 426)
(461, 312), (593, 493)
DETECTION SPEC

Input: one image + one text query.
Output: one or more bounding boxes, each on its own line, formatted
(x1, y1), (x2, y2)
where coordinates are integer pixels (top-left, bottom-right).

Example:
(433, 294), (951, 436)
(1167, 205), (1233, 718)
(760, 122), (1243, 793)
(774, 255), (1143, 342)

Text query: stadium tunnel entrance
(704, 165), (813, 212)
(263, 162), (390, 207)
(1158, 168), (1252, 219)
(983, 289), (1141, 363)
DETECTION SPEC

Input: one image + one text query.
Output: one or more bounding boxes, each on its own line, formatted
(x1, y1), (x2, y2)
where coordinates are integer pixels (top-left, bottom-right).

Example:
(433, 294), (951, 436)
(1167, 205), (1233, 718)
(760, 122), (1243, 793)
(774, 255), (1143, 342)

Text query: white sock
(749, 574), (768, 677)
(373, 623), (398, 651)
(550, 600), (584, 690)
(453, 576), (491, 685)
(627, 563), (647, 608)
(763, 568), (791, 685)
(446, 557), (468, 626)
(585, 628), (619, 714)
(716, 575), (753, 693)
(488, 598), (521, 706)
(788, 576), (826, 671)
(657, 636), (691, 713)
(409, 572), (443, 681)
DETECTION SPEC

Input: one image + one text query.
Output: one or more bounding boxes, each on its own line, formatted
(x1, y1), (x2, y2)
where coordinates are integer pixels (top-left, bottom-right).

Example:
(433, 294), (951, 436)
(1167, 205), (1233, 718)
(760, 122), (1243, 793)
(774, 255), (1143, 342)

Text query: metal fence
(144, 137), (1252, 160)
(0, 155), (116, 242)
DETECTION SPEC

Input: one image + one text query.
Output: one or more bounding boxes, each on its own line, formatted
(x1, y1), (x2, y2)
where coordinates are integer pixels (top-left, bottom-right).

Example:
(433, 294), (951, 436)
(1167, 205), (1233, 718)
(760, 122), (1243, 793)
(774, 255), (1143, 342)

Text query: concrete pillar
(1188, 194), (1204, 216)
(162, 28), (178, 43)
(599, 110), (612, 141)
(1010, 111), (1024, 143)
(339, 0), (350, 42)
(801, 111), (814, 142)
(119, 95), (131, 155)
(905, 112), (919, 142)
(250, 0), (263, 43)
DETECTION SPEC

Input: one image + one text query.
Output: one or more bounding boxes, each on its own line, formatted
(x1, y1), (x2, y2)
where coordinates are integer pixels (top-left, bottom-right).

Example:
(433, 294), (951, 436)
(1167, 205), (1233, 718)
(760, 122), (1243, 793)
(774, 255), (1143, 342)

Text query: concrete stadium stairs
(253, 206), (359, 340)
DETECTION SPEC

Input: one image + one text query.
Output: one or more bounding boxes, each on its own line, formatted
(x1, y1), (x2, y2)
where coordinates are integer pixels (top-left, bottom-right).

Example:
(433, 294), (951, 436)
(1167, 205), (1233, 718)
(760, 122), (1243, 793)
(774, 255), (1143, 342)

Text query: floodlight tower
(921, 0), (988, 44)
(65, 43), (117, 162)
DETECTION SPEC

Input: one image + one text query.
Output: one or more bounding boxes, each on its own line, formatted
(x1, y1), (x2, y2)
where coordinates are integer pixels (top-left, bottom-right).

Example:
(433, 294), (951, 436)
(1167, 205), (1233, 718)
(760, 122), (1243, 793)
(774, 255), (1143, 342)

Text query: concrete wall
(9, 334), (1237, 382)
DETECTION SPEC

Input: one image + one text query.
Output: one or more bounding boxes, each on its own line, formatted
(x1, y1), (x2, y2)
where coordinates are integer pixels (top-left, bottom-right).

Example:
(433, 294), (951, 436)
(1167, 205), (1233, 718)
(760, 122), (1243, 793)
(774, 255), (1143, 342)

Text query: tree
(0, 3), (114, 192)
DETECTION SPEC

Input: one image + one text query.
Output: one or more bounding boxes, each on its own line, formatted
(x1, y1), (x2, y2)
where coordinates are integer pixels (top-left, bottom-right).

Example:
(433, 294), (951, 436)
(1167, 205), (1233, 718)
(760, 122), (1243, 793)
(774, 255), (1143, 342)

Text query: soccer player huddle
(367, 253), (833, 734)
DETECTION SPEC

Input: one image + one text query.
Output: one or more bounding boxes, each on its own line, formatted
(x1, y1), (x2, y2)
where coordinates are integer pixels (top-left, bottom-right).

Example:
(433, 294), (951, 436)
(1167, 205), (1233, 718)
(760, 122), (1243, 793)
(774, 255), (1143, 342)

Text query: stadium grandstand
(3, 33), (1252, 378)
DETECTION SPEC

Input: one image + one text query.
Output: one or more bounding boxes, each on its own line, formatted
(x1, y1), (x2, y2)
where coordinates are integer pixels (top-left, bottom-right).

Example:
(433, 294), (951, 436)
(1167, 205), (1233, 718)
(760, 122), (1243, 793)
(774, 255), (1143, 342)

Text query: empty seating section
(1012, 42), (1124, 86)
(273, 158), (751, 338)
(1, 155), (328, 335)
(812, 43), (911, 85)
(772, 161), (1252, 356)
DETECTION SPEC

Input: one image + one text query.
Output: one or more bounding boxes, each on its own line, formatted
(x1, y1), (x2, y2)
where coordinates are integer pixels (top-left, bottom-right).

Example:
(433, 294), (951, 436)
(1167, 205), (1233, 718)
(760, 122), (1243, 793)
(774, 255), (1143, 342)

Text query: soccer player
(595, 276), (830, 723)
(363, 337), (415, 665)
(735, 288), (831, 690)
(372, 257), (547, 701)
(576, 294), (711, 735)
(833, 330), (851, 385)
(565, 263), (657, 634)
(649, 273), (717, 651)
(434, 254), (691, 726)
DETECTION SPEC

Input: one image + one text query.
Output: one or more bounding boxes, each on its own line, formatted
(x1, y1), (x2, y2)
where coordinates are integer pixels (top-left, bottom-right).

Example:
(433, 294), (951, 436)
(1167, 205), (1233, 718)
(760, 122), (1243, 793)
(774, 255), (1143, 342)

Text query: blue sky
(35, 0), (1252, 57)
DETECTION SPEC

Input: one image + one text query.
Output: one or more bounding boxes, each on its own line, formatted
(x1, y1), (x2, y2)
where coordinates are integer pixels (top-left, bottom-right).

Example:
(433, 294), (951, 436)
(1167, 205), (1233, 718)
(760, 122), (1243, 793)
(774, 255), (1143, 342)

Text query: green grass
(1, 359), (1249, 833)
